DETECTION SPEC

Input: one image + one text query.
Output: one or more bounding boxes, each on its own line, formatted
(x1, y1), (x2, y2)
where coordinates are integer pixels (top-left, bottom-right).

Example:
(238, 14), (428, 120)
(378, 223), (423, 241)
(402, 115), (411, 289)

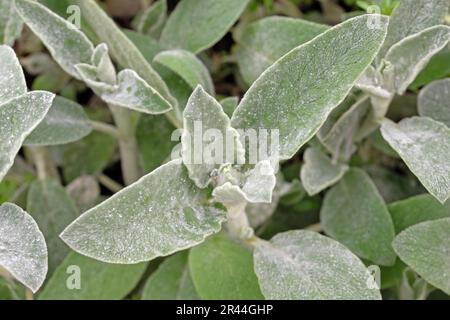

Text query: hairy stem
(27, 146), (59, 182)
(98, 174), (123, 193)
(90, 120), (120, 139)
(109, 104), (142, 185)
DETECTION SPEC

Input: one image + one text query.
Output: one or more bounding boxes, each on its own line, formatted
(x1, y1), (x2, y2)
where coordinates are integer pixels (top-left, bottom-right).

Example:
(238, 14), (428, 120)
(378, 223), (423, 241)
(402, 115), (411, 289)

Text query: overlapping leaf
(418, 78), (450, 127)
(231, 15), (389, 159)
(60, 160), (226, 264)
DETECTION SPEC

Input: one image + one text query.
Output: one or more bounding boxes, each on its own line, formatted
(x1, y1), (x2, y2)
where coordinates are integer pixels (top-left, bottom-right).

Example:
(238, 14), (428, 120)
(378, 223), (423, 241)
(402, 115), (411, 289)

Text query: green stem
(109, 104), (142, 185)
(98, 174), (123, 193)
(90, 120), (120, 139)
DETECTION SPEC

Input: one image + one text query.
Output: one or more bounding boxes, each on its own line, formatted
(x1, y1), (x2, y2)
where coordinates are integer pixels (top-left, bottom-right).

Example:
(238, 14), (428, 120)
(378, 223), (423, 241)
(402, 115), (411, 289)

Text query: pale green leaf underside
(236, 16), (328, 85)
(26, 179), (79, 275)
(0, 91), (55, 182)
(381, 117), (450, 204)
(39, 252), (147, 300)
(418, 78), (450, 127)
(142, 251), (199, 300)
(388, 194), (450, 233)
(0, 45), (27, 104)
(393, 218), (450, 295)
(189, 234), (263, 300)
(0, 203), (47, 293)
(25, 96), (92, 146)
(160, 0), (250, 54)
(15, 0), (94, 79)
(231, 15), (389, 160)
(254, 230), (381, 300)
(60, 160), (226, 264)
(0, 0), (23, 46)
(383, 25), (450, 94)
(301, 147), (348, 196)
(377, 0), (449, 60)
(320, 168), (396, 266)
(154, 49), (214, 94)
(182, 86), (244, 188)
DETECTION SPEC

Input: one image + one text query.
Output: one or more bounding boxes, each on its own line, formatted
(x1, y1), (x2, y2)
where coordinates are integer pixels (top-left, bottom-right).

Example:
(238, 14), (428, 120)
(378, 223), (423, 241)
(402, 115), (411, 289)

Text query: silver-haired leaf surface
(0, 91), (55, 182)
(393, 218), (450, 295)
(60, 160), (226, 264)
(320, 168), (396, 266)
(154, 49), (214, 94)
(0, 0), (23, 45)
(0, 45), (27, 104)
(0, 203), (47, 293)
(182, 86), (244, 188)
(388, 194), (450, 233)
(381, 117), (450, 204)
(39, 252), (147, 300)
(133, 0), (167, 38)
(142, 251), (199, 300)
(76, 67), (172, 115)
(189, 234), (264, 300)
(418, 78), (450, 127)
(382, 26), (450, 95)
(300, 147), (348, 196)
(377, 0), (448, 60)
(235, 16), (328, 85)
(254, 230), (381, 300)
(25, 96), (92, 146)
(27, 179), (79, 276)
(15, 0), (94, 79)
(75, 0), (176, 108)
(231, 15), (389, 160)
(160, 0), (250, 54)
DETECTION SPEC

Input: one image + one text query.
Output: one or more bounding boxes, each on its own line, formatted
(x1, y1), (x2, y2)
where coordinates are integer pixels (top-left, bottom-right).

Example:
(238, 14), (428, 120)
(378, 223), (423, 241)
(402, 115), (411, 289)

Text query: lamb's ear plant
(2, 0), (450, 301)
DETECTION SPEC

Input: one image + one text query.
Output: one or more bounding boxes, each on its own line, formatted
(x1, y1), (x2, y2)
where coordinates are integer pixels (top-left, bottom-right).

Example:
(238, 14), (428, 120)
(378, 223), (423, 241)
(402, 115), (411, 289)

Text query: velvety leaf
(76, 0), (176, 108)
(189, 234), (263, 300)
(142, 251), (199, 300)
(76, 67), (172, 115)
(160, 0), (250, 54)
(15, 0), (94, 79)
(154, 49), (214, 94)
(388, 194), (450, 233)
(382, 26), (450, 94)
(0, 0), (23, 46)
(60, 160), (226, 264)
(301, 147), (348, 196)
(39, 252), (147, 300)
(231, 15), (389, 160)
(182, 86), (244, 188)
(320, 168), (396, 266)
(410, 45), (450, 90)
(133, 0), (167, 38)
(418, 78), (450, 127)
(381, 117), (450, 204)
(66, 175), (101, 212)
(235, 16), (328, 85)
(318, 96), (371, 161)
(27, 179), (79, 275)
(254, 230), (381, 300)
(0, 203), (47, 293)
(393, 218), (450, 295)
(0, 45), (27, 104)
(62, 131), (117, 182)
(377, 0), (449, 60)
(0, 92), (55, 182)
(25, 96), (92, 146)
(124, 29), (161, 62)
